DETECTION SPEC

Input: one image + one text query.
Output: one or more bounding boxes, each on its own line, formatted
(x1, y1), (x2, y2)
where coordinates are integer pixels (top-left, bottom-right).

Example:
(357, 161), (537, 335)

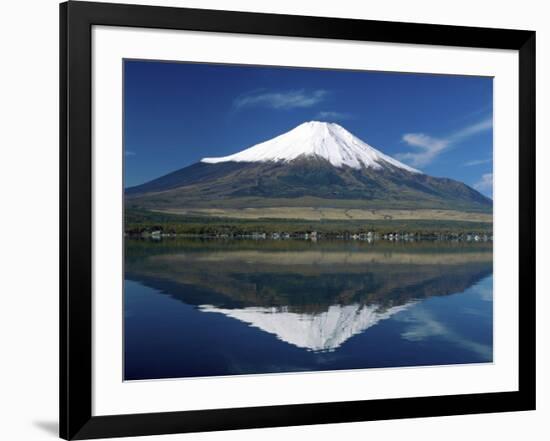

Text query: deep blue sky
(124, 60), (493, 196)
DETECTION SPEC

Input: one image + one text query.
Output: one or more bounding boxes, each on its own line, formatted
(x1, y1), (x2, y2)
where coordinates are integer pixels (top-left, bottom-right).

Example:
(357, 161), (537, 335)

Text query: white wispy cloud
(464, 158), (492, 167)
(396, 134), (449, 167)
(316, 111), (353, 121)
(234, 89), (328, 110)
(452, 118), (493, 140)
(124, 150), (136, 157)
(399, 308), (492, 360)
(455, 104), (493, 122)
(396, 117), (493, 167)
(474, 173), (493, 195)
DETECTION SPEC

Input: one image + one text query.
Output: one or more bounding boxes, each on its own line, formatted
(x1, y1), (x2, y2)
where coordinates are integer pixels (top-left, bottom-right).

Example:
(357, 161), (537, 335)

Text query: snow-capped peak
(201, 121), (420, 173)
(199, 302), (414, 352)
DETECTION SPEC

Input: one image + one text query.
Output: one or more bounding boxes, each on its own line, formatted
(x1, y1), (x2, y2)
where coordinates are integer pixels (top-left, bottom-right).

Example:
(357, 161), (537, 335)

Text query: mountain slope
(126, 122), (492, 212)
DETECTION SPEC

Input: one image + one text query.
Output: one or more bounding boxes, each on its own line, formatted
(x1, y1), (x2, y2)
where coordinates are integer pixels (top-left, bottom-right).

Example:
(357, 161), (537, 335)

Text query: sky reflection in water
(124, 239), (493, 380)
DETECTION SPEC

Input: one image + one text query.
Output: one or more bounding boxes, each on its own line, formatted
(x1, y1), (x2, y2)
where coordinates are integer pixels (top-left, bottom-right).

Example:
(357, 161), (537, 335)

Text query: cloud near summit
(233, 89), (328, 110)
(397, 117), (493, 167)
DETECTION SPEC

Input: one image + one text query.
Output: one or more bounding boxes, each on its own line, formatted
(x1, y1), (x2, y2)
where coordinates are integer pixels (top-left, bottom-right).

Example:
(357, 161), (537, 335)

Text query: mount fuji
(126, 121), (492, 212)
(201, 121), (420, 173)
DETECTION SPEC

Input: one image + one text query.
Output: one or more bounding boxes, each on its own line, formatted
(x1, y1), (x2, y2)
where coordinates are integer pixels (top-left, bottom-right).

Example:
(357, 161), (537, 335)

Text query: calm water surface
(124, 239), (493, 380)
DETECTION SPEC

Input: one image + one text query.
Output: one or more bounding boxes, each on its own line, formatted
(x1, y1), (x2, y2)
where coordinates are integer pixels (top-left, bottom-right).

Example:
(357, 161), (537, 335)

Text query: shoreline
(125, 208), (493, 242)
(127, 231), (493, 243)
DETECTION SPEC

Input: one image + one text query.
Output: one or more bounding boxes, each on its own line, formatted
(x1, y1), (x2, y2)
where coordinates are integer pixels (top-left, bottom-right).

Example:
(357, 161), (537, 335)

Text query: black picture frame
(60, 1), (536, 439)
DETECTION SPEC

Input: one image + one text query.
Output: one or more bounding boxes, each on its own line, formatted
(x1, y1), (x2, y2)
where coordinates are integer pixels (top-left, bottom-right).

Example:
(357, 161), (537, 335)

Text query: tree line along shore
(125, 213), (491, 243)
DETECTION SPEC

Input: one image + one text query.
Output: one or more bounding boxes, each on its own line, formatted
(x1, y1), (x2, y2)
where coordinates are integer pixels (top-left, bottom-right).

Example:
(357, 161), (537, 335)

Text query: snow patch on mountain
(201, 121), (421, 173)
(199, 302), (414, 352)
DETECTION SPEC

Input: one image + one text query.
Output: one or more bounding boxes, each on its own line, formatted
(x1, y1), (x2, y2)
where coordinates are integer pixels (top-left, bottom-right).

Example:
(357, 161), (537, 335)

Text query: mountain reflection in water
(125, 239), (493, 379)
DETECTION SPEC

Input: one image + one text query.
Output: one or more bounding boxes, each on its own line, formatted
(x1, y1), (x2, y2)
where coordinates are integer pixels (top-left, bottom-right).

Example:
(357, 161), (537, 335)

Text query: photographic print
(123, 60), (493, 381)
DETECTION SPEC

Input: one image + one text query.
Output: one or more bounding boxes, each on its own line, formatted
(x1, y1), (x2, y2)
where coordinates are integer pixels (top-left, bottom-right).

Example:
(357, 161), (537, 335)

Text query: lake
(124, 238), (493, 380)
